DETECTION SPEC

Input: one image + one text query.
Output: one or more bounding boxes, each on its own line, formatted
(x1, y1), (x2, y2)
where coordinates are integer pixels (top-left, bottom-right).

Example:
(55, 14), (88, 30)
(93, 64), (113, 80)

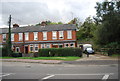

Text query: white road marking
(42, 75), (55, 80)
(47, 73), (114, 76)
(102, 74), (110, 80)
(0, 73), (15, 77)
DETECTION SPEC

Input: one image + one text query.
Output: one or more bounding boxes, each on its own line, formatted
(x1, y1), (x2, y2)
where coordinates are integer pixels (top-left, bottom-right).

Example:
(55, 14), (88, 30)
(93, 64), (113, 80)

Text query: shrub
(38, 48), (82, 57)
(33, 52), (39, 57)
(11, 53), (22, 57)
(1, 47), (9, 57)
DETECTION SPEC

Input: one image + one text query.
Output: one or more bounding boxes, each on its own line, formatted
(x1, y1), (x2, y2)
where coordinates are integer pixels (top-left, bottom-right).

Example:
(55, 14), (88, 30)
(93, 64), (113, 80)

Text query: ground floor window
(46, 44), (50, 48)
(16, 47), (20, 52)
(41, 44), (46, 48)
(34, 44), (39, 52)
(30, 44), (33, 52)
(70, 43), (75, 47)
(58, 44), (63, 48)
(64, 43), (69, 47)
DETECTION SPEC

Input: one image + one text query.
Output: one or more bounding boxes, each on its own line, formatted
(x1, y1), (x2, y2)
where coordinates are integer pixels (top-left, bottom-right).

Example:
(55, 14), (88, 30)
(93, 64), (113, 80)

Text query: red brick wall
(0, 30), (76, 43)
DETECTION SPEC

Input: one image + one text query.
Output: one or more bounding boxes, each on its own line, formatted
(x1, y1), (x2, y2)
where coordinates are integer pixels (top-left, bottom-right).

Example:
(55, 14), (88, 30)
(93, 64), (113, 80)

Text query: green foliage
(94, 1), (120, 47)
(1, 46), (9, 57)
(11, 53), (22, 57)
(38, 48), (82, 57)
(35, 21), (63, 26)
(77, 17), (97, 42)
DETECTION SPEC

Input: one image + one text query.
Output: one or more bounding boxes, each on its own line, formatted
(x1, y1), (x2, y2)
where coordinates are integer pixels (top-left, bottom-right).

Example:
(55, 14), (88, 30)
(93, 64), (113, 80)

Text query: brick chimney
(41, 21), (46, 26)
(13, 24), (19, 28)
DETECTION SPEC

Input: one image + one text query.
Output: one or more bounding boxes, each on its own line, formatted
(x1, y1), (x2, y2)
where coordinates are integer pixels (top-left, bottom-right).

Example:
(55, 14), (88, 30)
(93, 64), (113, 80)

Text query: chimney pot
(13, 24), (19, 28)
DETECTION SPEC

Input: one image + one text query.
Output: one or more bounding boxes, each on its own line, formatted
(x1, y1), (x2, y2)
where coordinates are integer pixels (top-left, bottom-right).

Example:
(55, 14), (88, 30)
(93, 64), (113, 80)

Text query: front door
(25, 46), (28, 54)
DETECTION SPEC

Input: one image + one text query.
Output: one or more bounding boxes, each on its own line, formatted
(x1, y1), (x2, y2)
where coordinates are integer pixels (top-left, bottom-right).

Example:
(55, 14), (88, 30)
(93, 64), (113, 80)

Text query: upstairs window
(19, 33), (23, 41)
(11, 33), (14, 41)
(34, 32), (38, 40)
(2, 34), (6, 41)
(67, 30), (72, 39)
(52, 31), (57, 39)
(25, 32), (29, 40)
(43, 32), (47, 40)
(59, 31), (64, 39)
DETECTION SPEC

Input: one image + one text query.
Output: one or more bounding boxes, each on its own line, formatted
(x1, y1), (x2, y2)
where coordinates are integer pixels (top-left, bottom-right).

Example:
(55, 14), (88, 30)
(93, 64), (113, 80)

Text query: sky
(0, 0), (103, 28)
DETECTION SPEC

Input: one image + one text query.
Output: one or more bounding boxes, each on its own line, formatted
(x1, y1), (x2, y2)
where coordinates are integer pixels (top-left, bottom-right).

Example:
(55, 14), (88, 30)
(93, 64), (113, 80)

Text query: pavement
(0, 59), (62, 64)
(0, 54), (119, 65)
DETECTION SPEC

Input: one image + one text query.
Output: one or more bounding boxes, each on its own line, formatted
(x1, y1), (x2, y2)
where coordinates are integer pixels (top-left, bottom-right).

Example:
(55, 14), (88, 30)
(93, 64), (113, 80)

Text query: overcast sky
(0, 0), (103, 28)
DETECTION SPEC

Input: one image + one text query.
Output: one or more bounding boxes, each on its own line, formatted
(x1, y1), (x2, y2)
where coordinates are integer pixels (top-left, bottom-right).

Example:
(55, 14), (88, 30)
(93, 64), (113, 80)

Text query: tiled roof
(0, 24), (76, 34)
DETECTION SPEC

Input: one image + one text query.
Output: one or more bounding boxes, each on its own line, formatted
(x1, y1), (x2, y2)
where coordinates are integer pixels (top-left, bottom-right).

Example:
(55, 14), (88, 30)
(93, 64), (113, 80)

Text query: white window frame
(59, 31), (64, 39)
(25, 32), (29, 40)
(11, 33), (14, 41)
(34, 32), (38, 40)
(70, 43), (75, 47)
(34, 44), (39, 52)
(2, 34), (6, 41)
(64, 43), (69, 47)
(46, 44), (50, 48)
(41, 44), (46, 48)
(19, 33), (23, 41)
(67, 30), (72, 39)
(43, 32), (47, 40)
(16, 47), (20, 52)
(30, 44), (34, 52)
(58, 44), (63, 48)
(52, 31), (57, 39)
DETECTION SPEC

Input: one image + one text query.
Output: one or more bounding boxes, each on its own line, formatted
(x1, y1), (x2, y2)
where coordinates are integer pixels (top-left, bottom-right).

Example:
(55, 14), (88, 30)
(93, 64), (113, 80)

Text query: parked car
(85, 47), (94, 54)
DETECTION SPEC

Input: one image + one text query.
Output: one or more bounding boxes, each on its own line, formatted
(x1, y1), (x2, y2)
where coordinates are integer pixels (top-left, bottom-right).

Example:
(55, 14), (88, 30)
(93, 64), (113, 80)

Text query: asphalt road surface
(0, 62), (119, 81)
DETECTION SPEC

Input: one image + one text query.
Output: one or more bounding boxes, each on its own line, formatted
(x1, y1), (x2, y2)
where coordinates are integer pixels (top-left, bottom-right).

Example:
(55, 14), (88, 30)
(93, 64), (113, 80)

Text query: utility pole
(7, 15), (12, 56)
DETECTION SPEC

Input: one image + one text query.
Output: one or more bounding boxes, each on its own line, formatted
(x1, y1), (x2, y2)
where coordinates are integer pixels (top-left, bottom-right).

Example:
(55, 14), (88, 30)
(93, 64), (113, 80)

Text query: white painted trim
(47, 73), (114, 76)
(42, 75), (55, 80)
(0, 73), (15, 78)
(102, 74), (110, 80)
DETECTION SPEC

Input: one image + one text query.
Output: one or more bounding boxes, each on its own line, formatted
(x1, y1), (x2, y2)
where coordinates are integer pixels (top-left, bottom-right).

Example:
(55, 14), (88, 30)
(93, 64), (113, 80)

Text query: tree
(94, 1), (120, 47)
(76, 17), (97, 42)
(35, 21), (63, 26)
(6, 15), (12, 56)
(58, 22), (63, 24)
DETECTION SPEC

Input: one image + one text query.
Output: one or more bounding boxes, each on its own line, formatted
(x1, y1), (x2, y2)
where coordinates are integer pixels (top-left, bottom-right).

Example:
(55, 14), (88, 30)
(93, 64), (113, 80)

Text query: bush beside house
(1, 47), (22, 57)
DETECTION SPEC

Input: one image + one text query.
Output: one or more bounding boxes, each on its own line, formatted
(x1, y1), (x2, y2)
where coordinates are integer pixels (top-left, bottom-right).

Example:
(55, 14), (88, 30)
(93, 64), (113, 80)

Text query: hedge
(1, 47), (22, 57)
(38, 48), (82, 57)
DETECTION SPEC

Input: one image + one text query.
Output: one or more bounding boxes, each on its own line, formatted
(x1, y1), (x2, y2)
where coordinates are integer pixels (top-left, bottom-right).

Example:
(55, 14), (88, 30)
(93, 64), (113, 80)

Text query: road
(1, 62), (119, 81)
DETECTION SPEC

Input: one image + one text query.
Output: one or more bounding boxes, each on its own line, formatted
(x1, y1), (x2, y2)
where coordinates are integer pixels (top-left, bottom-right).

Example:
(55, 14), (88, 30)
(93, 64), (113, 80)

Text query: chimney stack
(13, 24), (19, 28)
(41, 21), (47, 26)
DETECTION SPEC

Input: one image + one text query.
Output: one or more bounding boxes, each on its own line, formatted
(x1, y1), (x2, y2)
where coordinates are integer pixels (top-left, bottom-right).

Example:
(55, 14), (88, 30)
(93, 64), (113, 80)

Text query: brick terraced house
(0, 24), (77, 53)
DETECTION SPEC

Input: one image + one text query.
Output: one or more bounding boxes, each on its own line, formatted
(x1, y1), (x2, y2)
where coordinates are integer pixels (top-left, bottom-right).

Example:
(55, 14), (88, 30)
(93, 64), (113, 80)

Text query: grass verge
(0, 56), (81, 61)
(110, 54), (120, 58)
